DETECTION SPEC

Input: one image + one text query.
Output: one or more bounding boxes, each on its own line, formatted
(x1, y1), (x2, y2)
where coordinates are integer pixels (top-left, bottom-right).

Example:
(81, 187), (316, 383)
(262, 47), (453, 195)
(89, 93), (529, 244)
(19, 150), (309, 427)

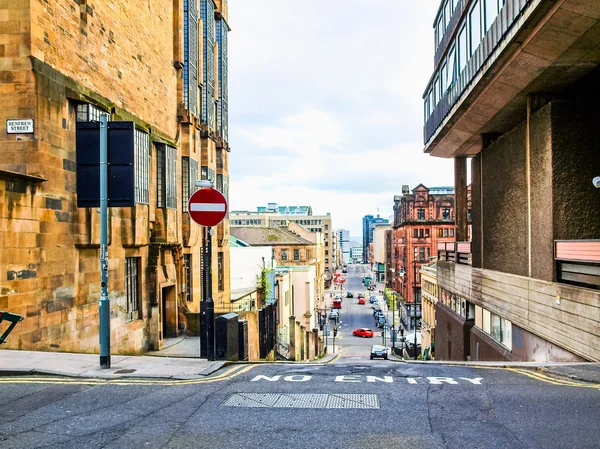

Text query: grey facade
(425, 0), (600, 362)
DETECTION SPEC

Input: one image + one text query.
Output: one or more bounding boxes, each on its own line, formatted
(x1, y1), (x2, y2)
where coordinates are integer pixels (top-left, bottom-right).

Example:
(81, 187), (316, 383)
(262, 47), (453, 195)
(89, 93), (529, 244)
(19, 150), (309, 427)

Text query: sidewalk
(0, 335), (341, 380)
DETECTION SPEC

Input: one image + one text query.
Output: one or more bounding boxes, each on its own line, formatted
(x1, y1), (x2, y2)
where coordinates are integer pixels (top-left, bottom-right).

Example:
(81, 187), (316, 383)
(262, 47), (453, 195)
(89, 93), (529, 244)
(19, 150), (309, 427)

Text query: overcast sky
(228, 1), (453, 236)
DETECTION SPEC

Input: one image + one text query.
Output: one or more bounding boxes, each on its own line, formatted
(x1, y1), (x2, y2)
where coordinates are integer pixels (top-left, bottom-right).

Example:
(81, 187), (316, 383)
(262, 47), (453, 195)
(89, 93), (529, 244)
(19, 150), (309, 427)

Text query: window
(135, 130), (150, 204)
(218, 252), (223, 291)
(281, 249), (288, 261)
(443, 228), (449, 237)
(324, 224), (329, 230)
(216, 19), (228, 141)
(294, 249), (300, 261)
(434, 77), (440, 105)
(201, 0), (215, 129)
(444, 1), (450, 27)
(157, 144), (177, 209)
(182, 157), (199, 212)
(439, 228), (444, 238)
(450, 229), (455, 237)
(325, 250), (329, 256)
(436, 18), (444, 45)
(325, 258), (329, 264)
(414, 229), (419, 238)
(458, 24), (468, 73)
(442, 208), (451, 220)
(440, 63), (447, 94)
(469, 0), (482, 56)
(417, 209), (425, 220)
(447, 46), (456, 88)
(428, 90), (433, 116)
(482, 308), (491, 333)
(216, 174), (229, 217)
(76, 103), (106, 122)
(125, 257), (140, 321)
(485, 0), (499, 32)
(201, 166), (216, 183)
(425, 229), (430, 238)
(183, 0), (199, 117)
(419, 229), (424, 238)
(184, 254), (192, 302)
(419, 247), (426, 261)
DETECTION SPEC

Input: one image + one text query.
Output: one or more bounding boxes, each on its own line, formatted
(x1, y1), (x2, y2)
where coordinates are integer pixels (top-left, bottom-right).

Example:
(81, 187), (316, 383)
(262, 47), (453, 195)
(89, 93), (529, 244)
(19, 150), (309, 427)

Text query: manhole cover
(222, 393), (379, 409)
(114, 369), (137, 374)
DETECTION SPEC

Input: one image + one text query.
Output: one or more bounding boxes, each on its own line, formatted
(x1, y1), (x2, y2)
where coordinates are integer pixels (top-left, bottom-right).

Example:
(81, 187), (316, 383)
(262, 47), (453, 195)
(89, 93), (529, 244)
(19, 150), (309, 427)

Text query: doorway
(162, 285), (178, 339)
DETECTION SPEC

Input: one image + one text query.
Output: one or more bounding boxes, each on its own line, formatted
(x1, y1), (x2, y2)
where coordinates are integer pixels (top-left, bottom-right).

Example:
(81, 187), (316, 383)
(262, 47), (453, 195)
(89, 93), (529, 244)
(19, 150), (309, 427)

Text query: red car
(352, 328), (374, 338)
(358, 297), (366, 305)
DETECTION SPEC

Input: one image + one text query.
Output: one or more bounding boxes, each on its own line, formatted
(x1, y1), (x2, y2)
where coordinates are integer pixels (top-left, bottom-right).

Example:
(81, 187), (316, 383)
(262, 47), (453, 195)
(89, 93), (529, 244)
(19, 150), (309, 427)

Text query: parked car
(370, 345), (388, 360)
(376, 320), (386, 328)
(369, 297), (377, 303)
(358, 297), (366, 305)
(346, 291), (354, 298)
(352, 328), (374, 338)
(372, 301), (380, 309)
(329, 310), (339, 320)
(402, 331), (422, 347)
(373, 307), (382, 317)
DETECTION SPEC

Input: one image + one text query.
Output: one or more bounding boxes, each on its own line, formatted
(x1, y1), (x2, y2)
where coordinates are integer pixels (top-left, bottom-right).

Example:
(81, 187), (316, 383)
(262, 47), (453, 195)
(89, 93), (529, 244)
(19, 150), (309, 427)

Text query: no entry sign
(188, 188), (228, 227)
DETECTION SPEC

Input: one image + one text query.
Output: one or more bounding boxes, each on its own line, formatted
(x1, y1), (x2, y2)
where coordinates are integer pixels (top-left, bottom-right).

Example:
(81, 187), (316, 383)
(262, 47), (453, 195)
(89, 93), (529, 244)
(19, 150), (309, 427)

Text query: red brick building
(392, 185), (471, 328)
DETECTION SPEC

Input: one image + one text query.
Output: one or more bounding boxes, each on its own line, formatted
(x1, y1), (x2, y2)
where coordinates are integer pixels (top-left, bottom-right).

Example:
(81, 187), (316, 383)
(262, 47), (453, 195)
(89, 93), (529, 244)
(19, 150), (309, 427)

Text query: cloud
(228, 1), (451, 235)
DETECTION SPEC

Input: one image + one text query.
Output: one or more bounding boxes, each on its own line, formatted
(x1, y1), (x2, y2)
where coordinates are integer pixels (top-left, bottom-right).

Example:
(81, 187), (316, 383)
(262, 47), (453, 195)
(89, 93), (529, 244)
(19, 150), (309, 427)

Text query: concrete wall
(479, 122), (528, 277)
(471, 268), (599, 361)
(434, 304), (473, 361)
(551, 101), (600, 241)
(230, 246), (272, 291)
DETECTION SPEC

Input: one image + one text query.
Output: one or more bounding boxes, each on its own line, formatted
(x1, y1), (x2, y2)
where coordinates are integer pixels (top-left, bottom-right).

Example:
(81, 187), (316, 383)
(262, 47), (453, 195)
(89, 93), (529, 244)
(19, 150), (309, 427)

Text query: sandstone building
(0, 0), (231, 354)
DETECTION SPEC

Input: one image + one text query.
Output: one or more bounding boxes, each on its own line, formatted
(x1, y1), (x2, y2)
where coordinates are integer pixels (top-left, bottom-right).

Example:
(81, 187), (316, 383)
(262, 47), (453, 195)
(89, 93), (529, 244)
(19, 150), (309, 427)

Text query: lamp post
(413, 254), (419, 360)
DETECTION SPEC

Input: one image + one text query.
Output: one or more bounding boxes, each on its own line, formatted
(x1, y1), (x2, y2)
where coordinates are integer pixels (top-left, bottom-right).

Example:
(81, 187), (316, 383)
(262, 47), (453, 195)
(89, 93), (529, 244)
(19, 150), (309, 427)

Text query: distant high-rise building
(338, 229), (350, 265)
(362, 215), (389, 264)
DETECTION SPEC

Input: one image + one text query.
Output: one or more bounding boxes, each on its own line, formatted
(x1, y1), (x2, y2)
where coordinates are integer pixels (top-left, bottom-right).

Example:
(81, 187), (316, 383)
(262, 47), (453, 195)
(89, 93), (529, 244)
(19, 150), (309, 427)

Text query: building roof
(230, 227), (313, 246)
(230, 235), (251, 247)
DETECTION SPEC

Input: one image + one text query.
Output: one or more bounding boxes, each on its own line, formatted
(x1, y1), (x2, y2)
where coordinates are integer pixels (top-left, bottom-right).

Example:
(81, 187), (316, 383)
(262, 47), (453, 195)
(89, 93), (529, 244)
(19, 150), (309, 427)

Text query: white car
(403, 331), (421, 347)
(329, 310), (339, 320)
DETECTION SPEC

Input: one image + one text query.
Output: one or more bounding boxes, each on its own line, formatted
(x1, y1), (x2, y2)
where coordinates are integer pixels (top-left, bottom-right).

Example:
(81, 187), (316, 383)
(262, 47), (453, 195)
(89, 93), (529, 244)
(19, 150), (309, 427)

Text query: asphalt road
(2, 265), (598, 448)
(1, 361), (599, 449)
(327, 264), (390, 358)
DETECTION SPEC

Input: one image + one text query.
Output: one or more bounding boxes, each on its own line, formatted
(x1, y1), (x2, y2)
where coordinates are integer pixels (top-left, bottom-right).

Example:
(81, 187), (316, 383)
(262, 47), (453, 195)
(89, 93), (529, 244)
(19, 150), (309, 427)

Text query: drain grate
(222, 393), (379, 409)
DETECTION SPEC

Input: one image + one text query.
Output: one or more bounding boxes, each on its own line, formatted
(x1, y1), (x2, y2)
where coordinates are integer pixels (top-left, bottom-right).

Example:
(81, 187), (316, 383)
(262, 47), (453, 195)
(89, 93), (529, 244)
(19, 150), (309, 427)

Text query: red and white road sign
(188, 188), (228, 227)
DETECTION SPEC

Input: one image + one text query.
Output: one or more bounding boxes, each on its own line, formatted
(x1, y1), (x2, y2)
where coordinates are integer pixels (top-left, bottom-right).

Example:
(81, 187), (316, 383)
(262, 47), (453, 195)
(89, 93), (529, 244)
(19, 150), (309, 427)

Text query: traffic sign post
(188, 186), (228, 361)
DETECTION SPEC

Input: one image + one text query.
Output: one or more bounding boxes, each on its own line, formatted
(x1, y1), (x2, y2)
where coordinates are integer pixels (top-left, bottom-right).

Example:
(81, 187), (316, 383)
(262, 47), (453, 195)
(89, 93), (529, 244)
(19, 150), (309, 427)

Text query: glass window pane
(469, 0), (481, 56)
(482, 309), (491, 333)
(491, 313), (501, 341)
(447, 47), (456, 87)
(485, 0), (499, 32)
(444, 1), (450, 27)
(458, 25), (467, 73)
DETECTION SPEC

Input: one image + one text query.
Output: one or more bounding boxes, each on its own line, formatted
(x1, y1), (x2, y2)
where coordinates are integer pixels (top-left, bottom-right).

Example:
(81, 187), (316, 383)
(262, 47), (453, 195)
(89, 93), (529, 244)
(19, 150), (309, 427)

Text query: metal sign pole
(206, 226), (215, 360)
(99, 114), (110, 368)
